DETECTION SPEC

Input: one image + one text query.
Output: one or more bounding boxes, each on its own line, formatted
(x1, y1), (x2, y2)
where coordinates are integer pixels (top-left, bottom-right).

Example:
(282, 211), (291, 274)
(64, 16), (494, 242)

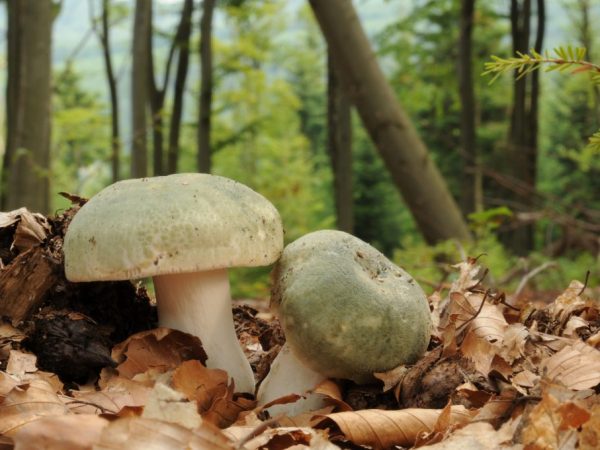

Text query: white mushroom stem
(153, 268), (255, 394)
(257, 343), (327, 417)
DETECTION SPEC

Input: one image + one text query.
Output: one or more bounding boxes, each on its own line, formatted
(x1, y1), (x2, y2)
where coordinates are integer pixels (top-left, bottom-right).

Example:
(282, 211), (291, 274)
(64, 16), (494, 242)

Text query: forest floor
(0, 205), (599, 449)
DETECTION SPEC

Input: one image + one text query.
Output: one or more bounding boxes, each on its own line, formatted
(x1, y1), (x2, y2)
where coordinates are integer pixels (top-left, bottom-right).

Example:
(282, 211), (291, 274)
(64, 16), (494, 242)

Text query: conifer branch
(483, 46), (600, 84)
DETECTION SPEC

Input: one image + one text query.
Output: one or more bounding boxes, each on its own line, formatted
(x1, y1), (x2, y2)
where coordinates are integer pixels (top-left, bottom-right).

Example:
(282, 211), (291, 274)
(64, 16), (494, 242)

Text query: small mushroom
(257, 230), (432, 414)
(63, 173), (284, 394)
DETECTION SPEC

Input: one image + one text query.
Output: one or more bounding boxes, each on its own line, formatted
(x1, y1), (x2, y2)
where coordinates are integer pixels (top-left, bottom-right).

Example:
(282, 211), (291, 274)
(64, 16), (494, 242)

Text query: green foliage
(483, 46), (598, 82)
(51, 65), (111, 211)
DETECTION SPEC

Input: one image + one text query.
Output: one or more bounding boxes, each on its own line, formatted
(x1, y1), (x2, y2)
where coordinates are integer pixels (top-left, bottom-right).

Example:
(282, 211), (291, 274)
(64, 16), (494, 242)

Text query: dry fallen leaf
(0, 379), (70, 436)
(68, 375), (152, 415)
(224, 425), (339, 450)
(521, 385), (591, 450)
(543, 341), (600, 390)
(579, 404), (600, 450)
(460, 330), (496, 376)
(0, 207), (51, 253)
(10, 414), (108, 450)
(142, 382), (203, 429)
(112, 328), (207, 380)
(315, 405), (476, 449)
(171, 359), (254, 428)
(93, 416), (233, 450)
(417, 419), (521, 449)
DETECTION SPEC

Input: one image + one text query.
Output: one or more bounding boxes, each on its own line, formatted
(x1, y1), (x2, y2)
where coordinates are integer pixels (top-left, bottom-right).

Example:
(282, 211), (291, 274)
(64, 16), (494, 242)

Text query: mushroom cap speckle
(64, 174), (284, 281)
(271, 230), (432, 384)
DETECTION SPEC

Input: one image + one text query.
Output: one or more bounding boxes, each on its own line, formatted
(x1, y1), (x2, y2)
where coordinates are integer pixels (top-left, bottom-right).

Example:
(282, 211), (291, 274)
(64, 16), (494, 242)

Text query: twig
(578, 270), (591, 296)
(235, 414), (283, 450)
(513, 261), (558, 299)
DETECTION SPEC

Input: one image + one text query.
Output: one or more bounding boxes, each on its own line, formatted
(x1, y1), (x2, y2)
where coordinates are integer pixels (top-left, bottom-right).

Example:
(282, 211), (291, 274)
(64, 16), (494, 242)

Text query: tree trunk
(131, 0), (151, 178)
(167, 0), (194, 174)
(505, 0), (544, 254)
(327, 52), (353, 233)
(3, 0), (52, 213)
(198, 0), (216, 174)
(457, 0), (478, 215)
(99, 0), (121, 183)
(574, 0), (599, 128)
(309, 0), (471, 244)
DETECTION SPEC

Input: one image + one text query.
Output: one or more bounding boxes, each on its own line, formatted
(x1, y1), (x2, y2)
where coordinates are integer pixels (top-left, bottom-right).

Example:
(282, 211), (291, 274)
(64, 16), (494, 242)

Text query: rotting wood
(0, 246), (59, 325)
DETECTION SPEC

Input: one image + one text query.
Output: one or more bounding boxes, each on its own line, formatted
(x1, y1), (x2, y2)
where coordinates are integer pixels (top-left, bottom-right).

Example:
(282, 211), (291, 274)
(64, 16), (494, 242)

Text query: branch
(483, 46), (600, 84)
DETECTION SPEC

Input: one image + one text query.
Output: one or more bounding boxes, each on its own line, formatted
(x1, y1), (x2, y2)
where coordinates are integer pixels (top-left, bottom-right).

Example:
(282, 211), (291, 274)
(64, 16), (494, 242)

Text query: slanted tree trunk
(167, 0), (193, 174)
(457, 0), (479, 215)
(327, 52), (353, 233)
(131, 0), (151, 178)
(96, 0), (121, 183)
(505, 0), (544, 254)
(198, 0), (216, 174)
(309, 0), (471, 244)
(3, 0), (52, 213)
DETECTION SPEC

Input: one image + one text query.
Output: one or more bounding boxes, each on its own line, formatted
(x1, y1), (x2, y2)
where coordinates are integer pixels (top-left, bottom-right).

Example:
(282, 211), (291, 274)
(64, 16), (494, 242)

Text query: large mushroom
(257, 230), (432, 414)
(63, 173), (284, 394)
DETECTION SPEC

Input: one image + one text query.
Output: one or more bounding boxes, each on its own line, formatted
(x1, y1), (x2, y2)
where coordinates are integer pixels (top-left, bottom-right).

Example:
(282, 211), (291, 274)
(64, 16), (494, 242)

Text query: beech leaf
(315, 406), (475, 449)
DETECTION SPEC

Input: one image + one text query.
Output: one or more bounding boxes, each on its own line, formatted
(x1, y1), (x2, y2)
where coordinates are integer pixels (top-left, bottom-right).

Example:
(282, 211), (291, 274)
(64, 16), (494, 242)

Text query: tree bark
(198, 0), (216, 174)
(505, 0), (544, 254)
(574, 0), (599, 128)
(457, 0), (478, 215)
(131, 0), (151, 178)
(327, 52), (353, 233)
(167, 0), (194, 174)
(3, 0), (52, 213)
(309, 0), (471, 244)
(98, 0), (121, 183)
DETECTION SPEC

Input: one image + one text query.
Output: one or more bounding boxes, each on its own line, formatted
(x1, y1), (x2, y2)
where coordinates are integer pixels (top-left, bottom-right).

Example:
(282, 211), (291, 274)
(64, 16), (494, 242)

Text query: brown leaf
(6, 350), (37, 377)
(142, 382), (203, 429)
(314, 379), (352, 412)
(315, 406), (476, 449)
(543, 341), (600, 390)
(521, 386), (590, 450)
(10, 414), (108, 450)
(172, 360), (229, 413)
(0, 207), (51, 253)
(498, 324), (529, 365)
(171, 360), (254, 428)
(0, 379), (70, 436)
(112, 328), (207, 380)
(374, 365), (409, 393)
(416, 420), (521, 449)
(547, 280), (586, 325)
(460, 330), (496, 376)
(224, 425), (338, 450)
(450, 292), (507, 344)
(93, 416), (233, 449)
(450, 261), (482, 292)
(68, 376), (151, 415)
(579, 404), (600, 450)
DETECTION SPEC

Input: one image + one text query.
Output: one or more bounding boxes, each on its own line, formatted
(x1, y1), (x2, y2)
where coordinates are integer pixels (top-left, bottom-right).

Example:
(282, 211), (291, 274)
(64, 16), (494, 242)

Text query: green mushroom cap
(64, 173), (283, 282)
(271, 230), (432, 384)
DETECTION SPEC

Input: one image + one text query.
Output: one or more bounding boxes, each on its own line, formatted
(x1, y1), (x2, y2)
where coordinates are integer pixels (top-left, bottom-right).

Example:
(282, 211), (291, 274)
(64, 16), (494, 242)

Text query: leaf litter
(0, 208), (600, 448)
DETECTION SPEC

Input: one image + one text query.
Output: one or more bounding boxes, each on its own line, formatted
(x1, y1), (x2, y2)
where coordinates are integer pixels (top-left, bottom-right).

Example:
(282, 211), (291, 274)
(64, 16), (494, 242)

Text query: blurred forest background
(0, 0), (598, 298)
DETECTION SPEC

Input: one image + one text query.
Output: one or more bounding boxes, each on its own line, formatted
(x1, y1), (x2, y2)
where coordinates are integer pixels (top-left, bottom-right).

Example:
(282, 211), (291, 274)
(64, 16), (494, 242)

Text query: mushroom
(257, 230), (432, 414)
(63, 173), (284, 394)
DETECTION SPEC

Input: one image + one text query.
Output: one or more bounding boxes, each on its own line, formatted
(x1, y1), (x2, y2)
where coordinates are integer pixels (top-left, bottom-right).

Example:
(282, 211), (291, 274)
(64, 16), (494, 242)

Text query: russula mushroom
(257, 230), (432, 414)
(63, 173), (284, 394)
